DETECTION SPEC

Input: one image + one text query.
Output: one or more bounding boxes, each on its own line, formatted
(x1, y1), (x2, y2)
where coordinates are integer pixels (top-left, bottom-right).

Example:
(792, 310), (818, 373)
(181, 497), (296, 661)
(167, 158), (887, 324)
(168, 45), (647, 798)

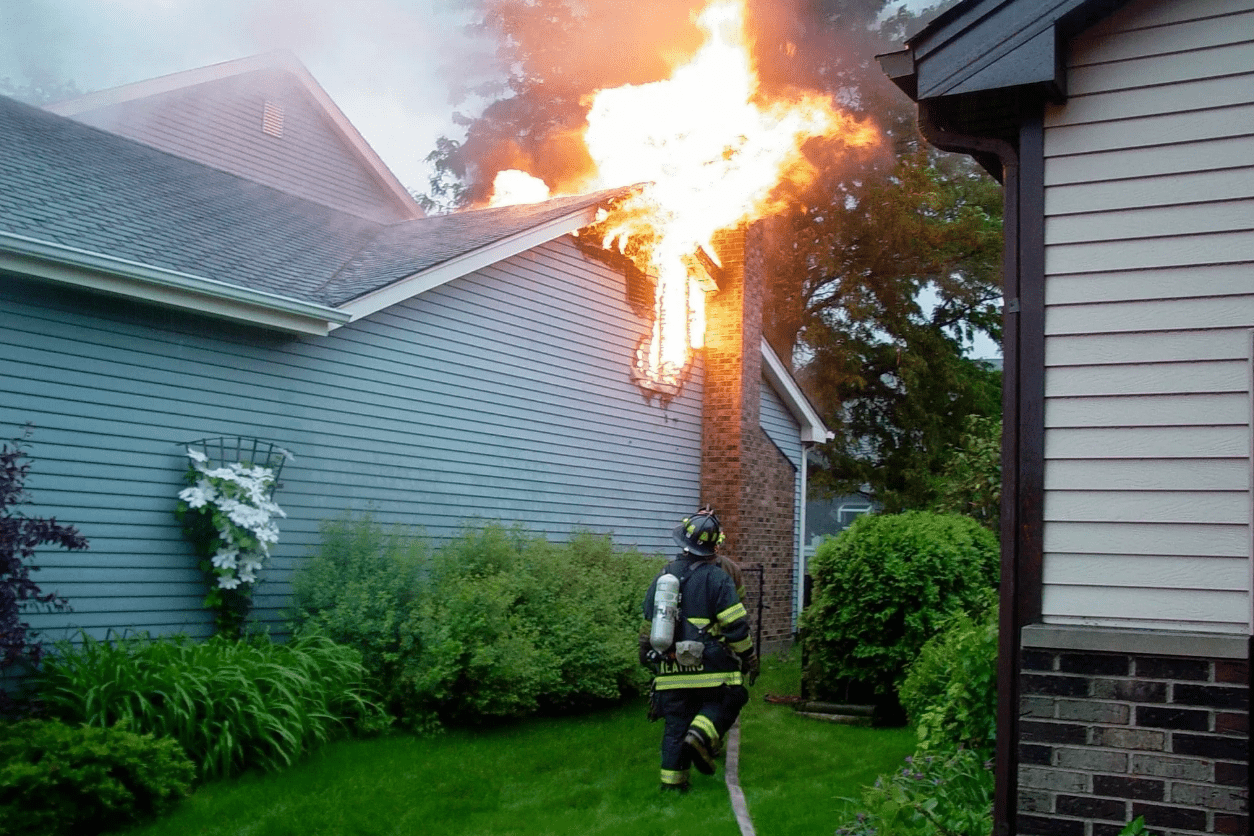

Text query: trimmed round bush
(800, 511), (998, 710)
(0, 718), (195, 836)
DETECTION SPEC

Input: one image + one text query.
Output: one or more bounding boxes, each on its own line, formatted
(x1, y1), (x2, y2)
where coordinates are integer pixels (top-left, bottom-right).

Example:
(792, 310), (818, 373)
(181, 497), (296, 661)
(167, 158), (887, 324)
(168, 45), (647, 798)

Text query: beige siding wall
(1041, 0), (1254, 633)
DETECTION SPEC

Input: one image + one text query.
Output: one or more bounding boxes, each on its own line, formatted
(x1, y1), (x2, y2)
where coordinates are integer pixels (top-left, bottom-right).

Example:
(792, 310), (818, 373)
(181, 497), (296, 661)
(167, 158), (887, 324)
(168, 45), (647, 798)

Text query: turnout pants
(656, 684), (750, 786)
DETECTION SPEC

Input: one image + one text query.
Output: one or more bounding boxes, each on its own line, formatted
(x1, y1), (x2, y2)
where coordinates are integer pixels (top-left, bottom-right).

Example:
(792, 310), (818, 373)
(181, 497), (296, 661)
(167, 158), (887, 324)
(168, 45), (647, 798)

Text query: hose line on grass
(723, 722), (756, 836)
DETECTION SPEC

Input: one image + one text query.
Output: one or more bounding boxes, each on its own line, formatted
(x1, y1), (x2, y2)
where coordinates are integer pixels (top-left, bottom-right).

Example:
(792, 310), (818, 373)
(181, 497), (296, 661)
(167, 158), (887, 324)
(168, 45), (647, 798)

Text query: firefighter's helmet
(672, 507), (724, 557)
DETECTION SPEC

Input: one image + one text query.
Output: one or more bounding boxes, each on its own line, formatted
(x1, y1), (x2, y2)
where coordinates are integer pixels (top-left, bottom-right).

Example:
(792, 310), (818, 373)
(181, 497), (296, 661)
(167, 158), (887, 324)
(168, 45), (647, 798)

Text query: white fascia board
(0, 231), (349, 337)
(339, 204), (602, 323)
(760, 337), (832, 444)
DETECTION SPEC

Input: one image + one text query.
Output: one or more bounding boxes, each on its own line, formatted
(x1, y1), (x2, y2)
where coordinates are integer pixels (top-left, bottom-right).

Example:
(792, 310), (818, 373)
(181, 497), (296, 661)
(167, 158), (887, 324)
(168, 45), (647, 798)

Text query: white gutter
(797, 442), (811, 630)
(0, 231), (350, 337)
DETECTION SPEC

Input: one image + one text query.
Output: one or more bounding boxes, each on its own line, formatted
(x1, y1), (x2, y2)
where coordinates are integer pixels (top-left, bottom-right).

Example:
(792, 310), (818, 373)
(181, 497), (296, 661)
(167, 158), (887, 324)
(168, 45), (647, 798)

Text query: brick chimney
(702, 223), (799, 650)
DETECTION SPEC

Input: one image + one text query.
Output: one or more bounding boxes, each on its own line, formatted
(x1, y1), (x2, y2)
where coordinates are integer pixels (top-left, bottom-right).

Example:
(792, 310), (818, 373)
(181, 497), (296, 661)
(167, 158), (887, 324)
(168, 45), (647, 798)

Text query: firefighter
(641, 508), (758, 793)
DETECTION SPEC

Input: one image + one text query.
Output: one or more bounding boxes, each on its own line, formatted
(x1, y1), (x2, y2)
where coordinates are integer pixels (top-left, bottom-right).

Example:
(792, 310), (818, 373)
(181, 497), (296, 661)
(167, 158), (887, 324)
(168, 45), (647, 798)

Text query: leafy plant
(1120, 816), (1153, 836)
(175, 447), (287, 637)
(0, 717), (194, 836)
(35, 632), (382, 779)
(834, 748), (994, 836)
(289, 514), (429, 723)
(406, 524), (660, 726)
(800, 511), (998, 709)
(290, 518), (662, 731)
(1, 430), (88, 706)
(900, 590), (998, 756)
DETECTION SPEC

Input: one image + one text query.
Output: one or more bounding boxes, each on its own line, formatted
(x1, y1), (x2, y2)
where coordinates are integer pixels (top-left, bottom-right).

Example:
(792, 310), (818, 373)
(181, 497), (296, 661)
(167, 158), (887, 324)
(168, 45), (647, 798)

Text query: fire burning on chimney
(488, 0), (877, 392)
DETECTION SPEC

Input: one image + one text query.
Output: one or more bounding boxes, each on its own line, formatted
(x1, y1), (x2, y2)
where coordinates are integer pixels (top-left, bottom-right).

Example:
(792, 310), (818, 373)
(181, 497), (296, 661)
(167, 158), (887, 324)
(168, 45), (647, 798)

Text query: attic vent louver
(262, 101), (284, 137)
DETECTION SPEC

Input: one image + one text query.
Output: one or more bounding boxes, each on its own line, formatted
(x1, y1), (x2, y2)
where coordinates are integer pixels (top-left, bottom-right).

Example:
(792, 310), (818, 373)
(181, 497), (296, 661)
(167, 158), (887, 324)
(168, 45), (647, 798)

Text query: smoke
(0, 0), (923, 197)
(0, 0), (495, 191)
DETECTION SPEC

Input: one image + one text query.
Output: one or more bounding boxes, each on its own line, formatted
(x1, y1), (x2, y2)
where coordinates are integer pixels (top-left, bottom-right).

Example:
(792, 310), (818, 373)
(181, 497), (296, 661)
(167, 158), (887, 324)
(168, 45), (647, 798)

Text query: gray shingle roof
(317, 188), (629, 305)
(0, 94), (628, 308)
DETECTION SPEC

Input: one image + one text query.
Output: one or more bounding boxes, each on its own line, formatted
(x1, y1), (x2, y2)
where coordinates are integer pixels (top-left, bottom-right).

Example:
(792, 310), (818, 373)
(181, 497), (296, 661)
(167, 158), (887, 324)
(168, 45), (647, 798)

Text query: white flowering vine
(176, 447), (288, 635)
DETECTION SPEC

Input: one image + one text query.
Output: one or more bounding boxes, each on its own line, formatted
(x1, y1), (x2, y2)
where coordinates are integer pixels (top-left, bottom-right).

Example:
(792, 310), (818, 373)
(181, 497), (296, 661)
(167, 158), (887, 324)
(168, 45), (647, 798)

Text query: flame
(489, 169), (552, 207)
(495, 0), (877, 390)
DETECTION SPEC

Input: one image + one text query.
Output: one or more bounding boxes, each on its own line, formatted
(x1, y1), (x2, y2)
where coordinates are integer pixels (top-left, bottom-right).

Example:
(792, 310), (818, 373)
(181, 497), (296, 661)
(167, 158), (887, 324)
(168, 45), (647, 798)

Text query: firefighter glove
(741, 651), (760, 686)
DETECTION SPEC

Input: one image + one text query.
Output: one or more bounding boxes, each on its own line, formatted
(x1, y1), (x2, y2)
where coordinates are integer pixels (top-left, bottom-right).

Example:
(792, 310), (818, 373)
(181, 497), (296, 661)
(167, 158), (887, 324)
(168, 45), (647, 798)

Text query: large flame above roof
(489, 0), (877, 391)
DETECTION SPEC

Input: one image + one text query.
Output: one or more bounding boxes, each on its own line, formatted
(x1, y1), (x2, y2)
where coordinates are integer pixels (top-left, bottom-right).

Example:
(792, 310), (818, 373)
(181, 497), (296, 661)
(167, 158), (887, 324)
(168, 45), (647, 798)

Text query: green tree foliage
(768, 146), (1004, 513)
(801, 511), (998, 709)
(933, 414), (1002, 530)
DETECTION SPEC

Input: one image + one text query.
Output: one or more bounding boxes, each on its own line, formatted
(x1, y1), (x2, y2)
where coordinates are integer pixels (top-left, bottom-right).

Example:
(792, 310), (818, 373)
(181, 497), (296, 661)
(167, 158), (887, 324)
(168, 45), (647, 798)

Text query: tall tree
(764, 143), (1003, 511)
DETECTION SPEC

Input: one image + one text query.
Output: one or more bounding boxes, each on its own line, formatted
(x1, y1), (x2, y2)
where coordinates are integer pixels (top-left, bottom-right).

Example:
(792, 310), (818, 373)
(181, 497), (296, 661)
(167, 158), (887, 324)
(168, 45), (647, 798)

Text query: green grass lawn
(120, 651), (914, 836)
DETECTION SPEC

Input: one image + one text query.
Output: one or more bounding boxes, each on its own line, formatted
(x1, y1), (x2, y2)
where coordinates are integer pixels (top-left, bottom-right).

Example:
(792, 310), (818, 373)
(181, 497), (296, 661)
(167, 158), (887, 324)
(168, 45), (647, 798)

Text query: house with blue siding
(1, 54), (826, 650)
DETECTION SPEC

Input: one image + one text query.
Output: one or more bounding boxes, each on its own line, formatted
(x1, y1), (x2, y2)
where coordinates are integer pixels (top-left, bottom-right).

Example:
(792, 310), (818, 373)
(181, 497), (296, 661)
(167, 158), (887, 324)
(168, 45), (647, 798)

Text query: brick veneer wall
(1017, 647), (1249, 835)
(701, 223), (798, 649)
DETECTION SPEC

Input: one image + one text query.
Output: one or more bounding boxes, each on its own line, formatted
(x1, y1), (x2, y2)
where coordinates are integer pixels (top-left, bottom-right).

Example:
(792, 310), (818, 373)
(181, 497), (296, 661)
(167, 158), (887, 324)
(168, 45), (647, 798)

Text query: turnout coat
(642, 554), (753, 690)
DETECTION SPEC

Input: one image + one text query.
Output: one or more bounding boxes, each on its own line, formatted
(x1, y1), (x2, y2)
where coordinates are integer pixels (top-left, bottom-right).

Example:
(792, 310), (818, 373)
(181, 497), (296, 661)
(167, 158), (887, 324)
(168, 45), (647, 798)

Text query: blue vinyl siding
(1, 235), (702, 641)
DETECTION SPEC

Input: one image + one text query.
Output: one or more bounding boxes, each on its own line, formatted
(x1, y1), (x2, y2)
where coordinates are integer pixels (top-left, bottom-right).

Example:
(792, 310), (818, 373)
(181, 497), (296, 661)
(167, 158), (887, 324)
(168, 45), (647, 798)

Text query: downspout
(796, 441), (811, 632)
(918, 103), (1022, 836)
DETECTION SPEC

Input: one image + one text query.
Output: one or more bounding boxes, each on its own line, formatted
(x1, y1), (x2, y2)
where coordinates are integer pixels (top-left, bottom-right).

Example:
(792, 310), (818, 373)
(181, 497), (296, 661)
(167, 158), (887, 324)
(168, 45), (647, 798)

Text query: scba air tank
(649, 573), (681, 654)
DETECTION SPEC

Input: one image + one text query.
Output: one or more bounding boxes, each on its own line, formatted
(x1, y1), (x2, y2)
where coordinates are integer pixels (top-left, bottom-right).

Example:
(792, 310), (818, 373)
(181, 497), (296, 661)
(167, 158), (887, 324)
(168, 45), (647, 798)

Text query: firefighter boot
(660, 768), (690, 794)
(682, 721), (718, 776)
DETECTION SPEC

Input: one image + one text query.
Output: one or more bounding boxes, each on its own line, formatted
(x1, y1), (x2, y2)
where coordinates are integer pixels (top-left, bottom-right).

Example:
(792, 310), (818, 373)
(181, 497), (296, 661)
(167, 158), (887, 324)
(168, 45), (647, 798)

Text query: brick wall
(701, 222), (798, 649)
(1017, 647), (1249, 835)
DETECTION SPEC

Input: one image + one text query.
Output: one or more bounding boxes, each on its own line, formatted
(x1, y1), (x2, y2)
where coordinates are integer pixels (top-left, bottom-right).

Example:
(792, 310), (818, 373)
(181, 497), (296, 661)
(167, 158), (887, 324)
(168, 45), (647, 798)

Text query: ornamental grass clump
(35, 632), (382, 779)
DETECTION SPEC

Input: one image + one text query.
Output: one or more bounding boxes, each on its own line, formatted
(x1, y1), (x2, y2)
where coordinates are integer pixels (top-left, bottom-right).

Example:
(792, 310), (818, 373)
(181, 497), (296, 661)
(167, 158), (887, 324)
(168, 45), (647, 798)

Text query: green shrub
(900, 590), (998, 756)
(289, 514), (428, 721)
(0, 718), (195, 836)
(800, 511), (998, 708)
(834, 748), (993, 836)
(407, 524), (661, 725)
(290, 517), (662, 730)
(35, 632), (382, 779)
